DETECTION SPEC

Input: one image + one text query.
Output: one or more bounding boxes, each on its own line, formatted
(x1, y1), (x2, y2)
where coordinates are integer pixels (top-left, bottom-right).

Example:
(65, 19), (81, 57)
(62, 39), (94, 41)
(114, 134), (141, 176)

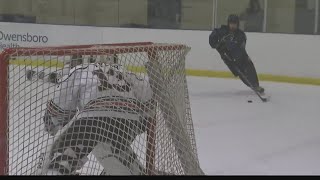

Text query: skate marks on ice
(8, 66), (56, 175)
(187, 76), (320, 175)
(206, 136), (320, 175)
(188, 79), (270, 103)
(190, 89), (264, 101)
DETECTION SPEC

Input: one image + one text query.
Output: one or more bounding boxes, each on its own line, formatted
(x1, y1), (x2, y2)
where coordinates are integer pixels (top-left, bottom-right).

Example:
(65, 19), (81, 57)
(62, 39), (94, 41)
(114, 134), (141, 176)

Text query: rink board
(9, 59), (320, 86)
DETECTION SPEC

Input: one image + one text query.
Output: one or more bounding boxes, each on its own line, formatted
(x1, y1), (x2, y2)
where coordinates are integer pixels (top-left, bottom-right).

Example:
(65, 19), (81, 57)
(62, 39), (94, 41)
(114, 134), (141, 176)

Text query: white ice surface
(8, 69), (320, 175)
(188, 76), (320, 175)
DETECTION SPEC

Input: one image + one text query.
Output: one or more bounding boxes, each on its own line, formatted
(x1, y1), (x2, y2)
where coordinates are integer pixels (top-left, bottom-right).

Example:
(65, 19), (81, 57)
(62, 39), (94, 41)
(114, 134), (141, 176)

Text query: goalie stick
(223, 53), (269, 102)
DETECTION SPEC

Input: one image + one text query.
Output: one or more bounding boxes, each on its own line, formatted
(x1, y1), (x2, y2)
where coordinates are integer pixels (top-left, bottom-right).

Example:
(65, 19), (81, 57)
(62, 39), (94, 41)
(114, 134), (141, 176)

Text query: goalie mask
(90, 63), (126, 81)
(106, 64), (125, 75)
(104, 64), (127, 85)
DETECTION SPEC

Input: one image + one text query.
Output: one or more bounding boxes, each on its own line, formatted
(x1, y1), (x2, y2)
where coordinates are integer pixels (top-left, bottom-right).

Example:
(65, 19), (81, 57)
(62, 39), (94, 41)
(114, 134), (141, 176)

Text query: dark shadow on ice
(189, 89), (256, 99)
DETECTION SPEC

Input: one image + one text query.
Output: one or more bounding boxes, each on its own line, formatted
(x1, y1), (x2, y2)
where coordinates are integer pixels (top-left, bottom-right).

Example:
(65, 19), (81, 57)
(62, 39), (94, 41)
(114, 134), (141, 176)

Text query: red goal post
(0, 42), (203, 175)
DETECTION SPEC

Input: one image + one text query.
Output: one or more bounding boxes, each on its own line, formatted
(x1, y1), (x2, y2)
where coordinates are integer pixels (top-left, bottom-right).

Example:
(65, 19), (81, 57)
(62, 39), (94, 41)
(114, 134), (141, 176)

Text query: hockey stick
(223, 53), (268, 102)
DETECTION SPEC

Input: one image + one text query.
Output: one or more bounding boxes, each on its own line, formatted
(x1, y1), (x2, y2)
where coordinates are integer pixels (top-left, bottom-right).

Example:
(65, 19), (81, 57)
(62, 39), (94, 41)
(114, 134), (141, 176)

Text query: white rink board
(101, 28), (320, 79)
(1, 22), (320, 79)
(0, 22), (102, 50)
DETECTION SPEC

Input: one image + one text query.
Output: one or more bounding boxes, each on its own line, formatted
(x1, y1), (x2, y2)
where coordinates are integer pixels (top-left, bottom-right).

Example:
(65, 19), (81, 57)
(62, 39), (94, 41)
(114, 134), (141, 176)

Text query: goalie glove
(43, 100), (77, 136)
(43, 110), (59, 136)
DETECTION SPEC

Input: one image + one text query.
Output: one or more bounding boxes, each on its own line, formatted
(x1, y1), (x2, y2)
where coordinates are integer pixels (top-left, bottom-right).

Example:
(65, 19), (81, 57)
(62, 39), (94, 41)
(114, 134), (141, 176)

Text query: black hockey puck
(247, 100), (253, 103)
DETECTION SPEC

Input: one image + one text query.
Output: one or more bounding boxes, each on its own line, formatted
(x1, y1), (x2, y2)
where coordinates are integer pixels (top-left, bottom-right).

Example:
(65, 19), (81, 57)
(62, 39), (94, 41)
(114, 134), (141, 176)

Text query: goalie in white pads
(40, 62), (155, 175)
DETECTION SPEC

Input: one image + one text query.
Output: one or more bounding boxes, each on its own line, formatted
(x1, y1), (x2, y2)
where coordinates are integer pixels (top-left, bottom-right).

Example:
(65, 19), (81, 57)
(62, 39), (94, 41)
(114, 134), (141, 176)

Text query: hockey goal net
(0, 42), (203, 175)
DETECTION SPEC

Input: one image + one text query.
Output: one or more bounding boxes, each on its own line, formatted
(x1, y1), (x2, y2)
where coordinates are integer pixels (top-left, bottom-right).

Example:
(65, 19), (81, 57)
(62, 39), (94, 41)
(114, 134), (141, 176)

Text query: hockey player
(40, 62), (155, 175)
(209, 14), (264, 93)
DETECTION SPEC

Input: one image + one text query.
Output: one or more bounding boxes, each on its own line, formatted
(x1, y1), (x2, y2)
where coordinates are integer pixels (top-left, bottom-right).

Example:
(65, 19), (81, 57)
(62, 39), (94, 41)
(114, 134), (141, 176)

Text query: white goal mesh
(0, 42), (203, 175)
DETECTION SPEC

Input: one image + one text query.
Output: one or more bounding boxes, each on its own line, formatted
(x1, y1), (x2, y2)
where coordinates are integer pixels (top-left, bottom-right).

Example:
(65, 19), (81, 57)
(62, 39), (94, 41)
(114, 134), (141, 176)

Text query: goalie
(39, 61), (156, 175)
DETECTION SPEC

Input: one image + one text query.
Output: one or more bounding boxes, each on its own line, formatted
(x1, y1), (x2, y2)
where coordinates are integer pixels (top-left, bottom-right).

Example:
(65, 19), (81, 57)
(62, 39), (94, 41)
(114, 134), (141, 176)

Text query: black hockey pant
(49, 116), (148, 174)
(220, 50), (260, 88)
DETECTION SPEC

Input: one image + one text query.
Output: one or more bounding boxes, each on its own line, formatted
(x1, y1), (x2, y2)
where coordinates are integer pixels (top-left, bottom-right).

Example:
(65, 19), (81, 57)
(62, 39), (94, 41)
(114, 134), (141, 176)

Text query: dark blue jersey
(209, 25), (247, 50)
(209, 25), (248, 61)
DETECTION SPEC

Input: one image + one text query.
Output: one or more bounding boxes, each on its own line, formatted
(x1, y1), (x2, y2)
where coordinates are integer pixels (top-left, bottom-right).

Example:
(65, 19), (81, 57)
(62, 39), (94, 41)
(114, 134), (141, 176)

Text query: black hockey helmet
(227, 14), (240, 26)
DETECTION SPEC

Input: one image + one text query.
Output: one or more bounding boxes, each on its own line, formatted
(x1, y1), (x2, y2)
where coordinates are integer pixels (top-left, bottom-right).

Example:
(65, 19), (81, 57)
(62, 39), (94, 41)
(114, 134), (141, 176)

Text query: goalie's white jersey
(60, 64), (73, 77)
(39, 63), (154, 175)
(54, 64), (76, 82)
(49, 63), (154, 126)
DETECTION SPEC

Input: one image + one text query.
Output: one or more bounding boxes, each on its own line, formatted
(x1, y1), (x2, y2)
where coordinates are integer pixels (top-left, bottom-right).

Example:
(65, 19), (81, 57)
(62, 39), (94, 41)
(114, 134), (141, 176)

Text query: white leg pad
(92, 143), (133, 175)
